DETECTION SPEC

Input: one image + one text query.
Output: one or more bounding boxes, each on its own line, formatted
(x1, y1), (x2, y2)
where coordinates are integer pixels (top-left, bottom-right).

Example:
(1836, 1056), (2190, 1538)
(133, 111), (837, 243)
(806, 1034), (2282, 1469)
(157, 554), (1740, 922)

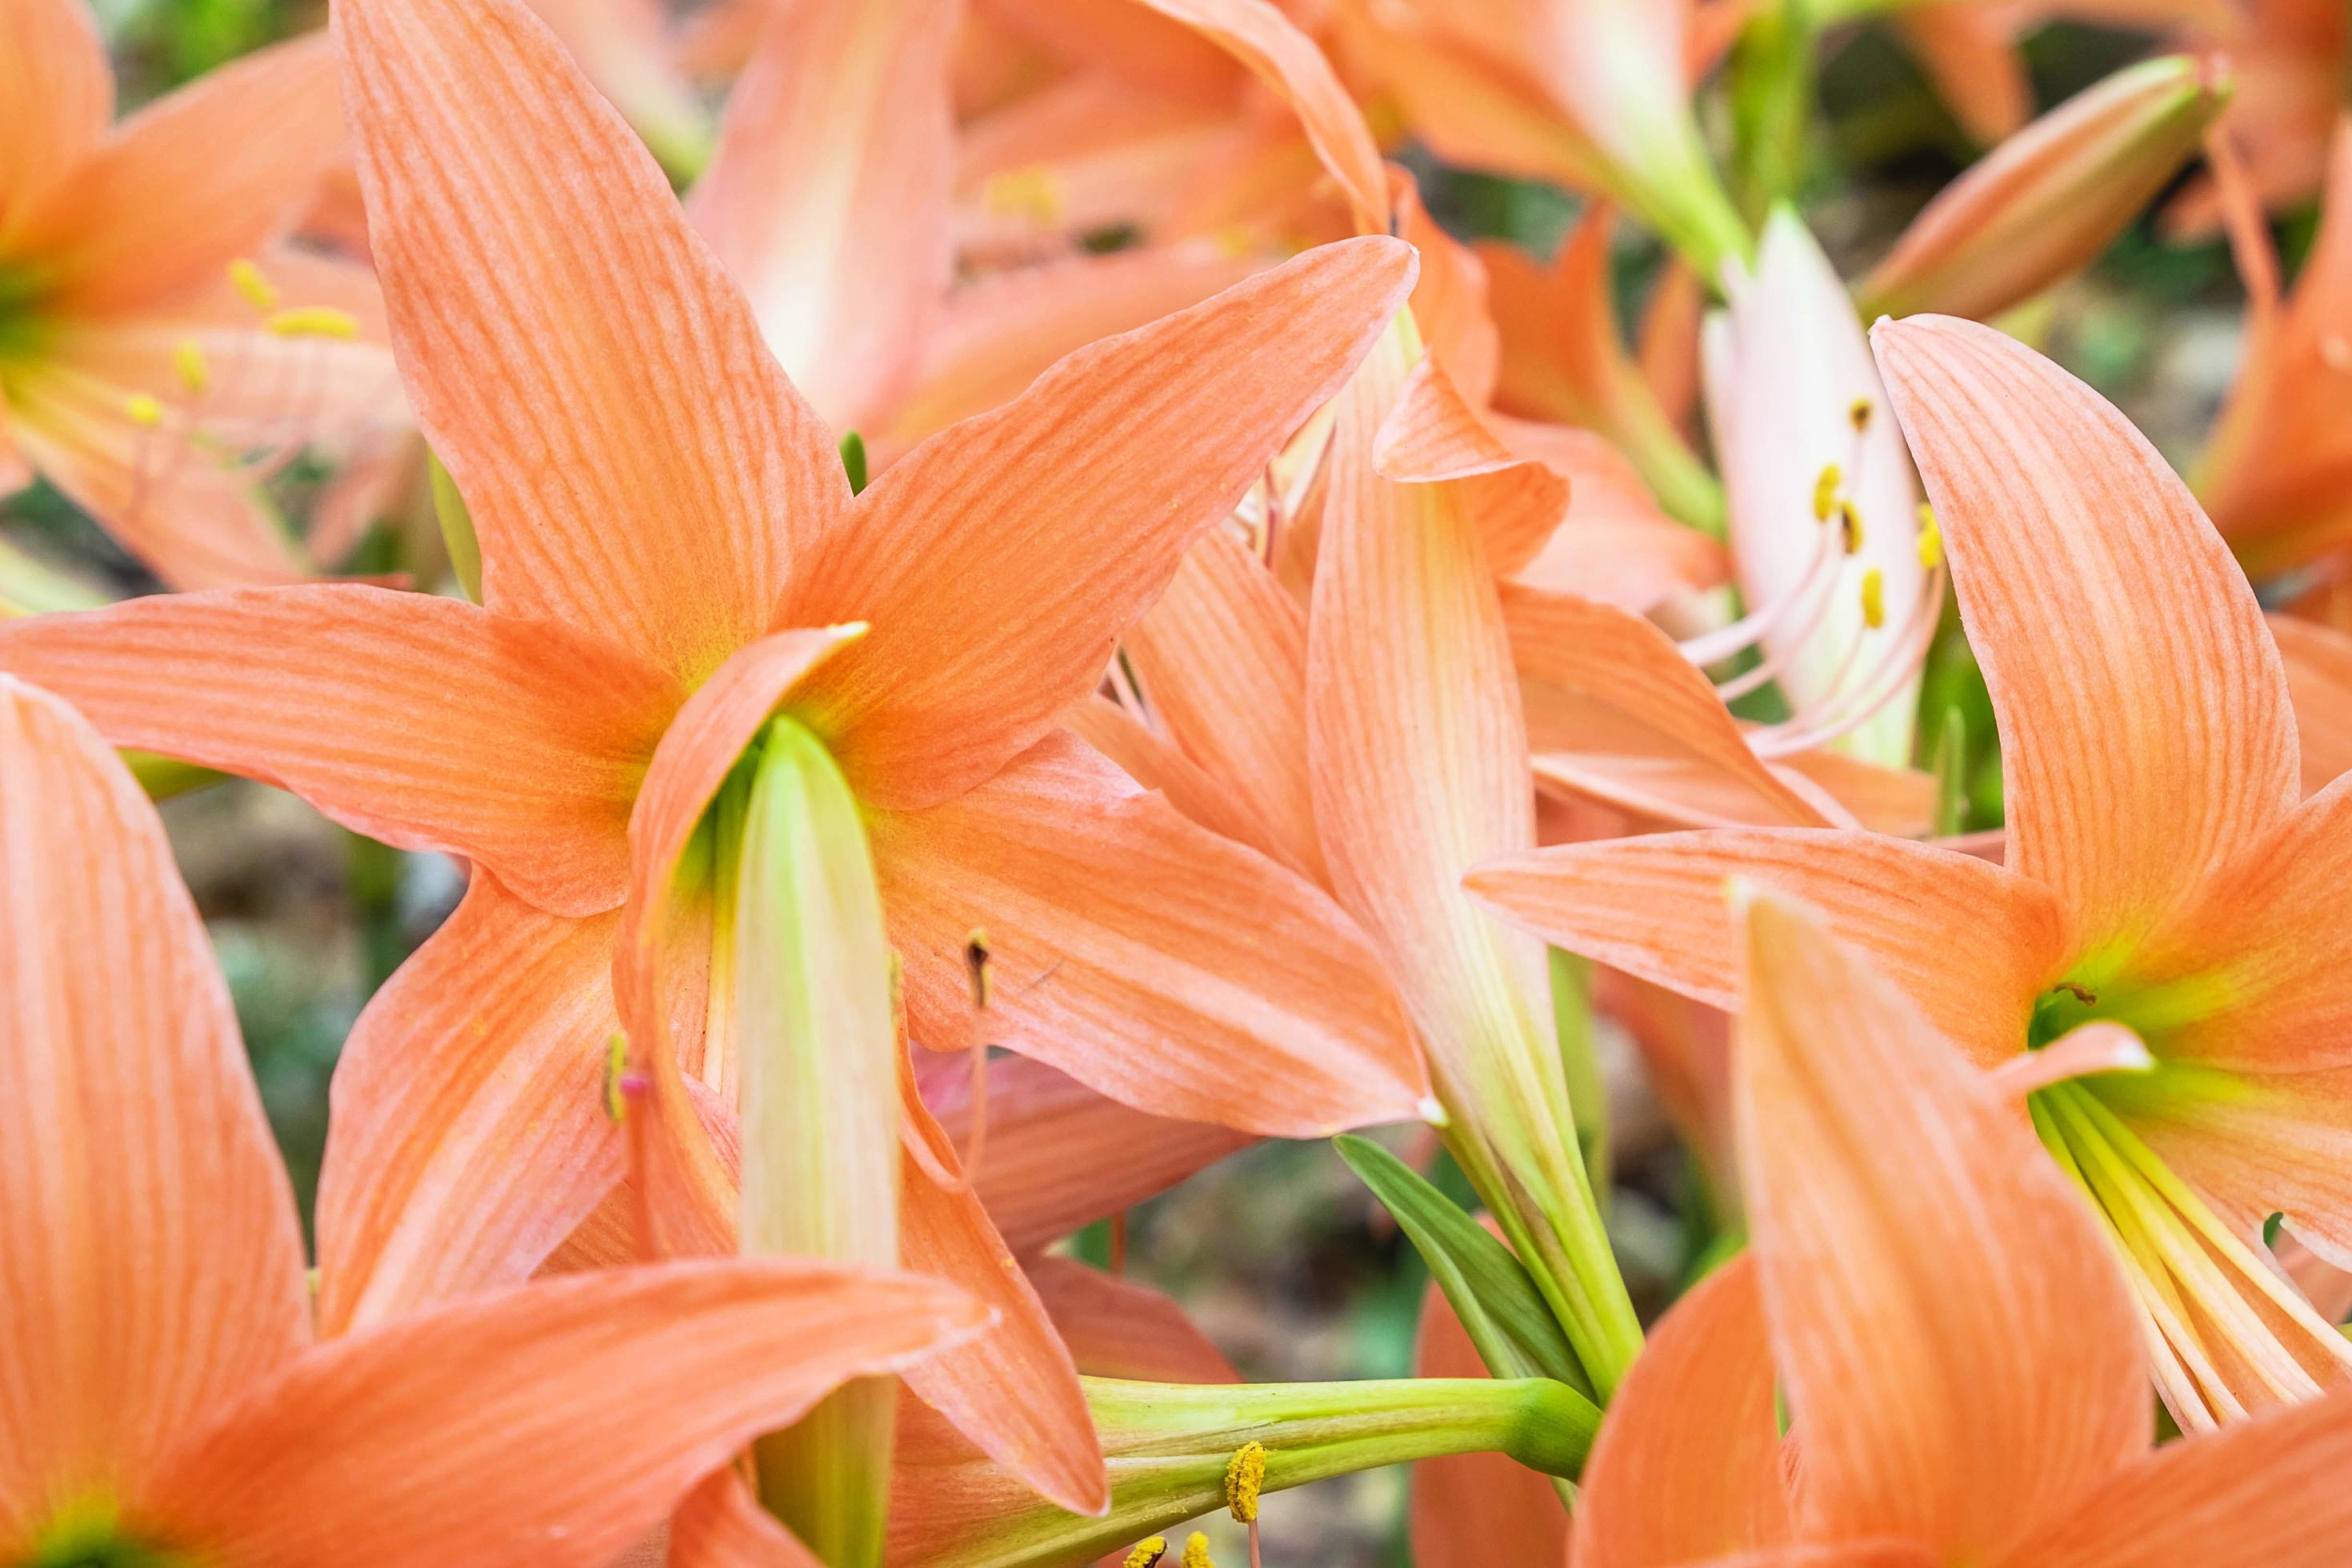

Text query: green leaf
(1334, 1135), (1590, 1396)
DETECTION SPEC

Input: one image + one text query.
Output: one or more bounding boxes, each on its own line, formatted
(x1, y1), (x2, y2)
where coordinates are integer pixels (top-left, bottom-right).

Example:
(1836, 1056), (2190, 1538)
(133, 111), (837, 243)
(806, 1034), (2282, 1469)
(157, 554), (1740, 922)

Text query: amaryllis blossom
(1474, 314), (2352, 1428)
(0, 2), (396, 588)
(0, 672), (989, 1567)
(1572, 886), (2352, 1567)
(0, 0), (1430, 1517)
(1702, 208), (1933, 768)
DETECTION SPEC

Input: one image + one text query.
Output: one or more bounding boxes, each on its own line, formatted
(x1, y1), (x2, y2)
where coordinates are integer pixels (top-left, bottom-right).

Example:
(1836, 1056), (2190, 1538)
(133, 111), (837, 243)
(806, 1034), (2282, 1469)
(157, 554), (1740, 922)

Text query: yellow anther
(1849, 396), (1873, 431)
(1916, 504), (1942, 570)
(602, 1032), (630, 1122)
(172, 337), (211, 396)
(123, 392), (164, 428)
(1224, 1441), (1267, 1523)
(1182, 1532), (1214, 1568)
(1212, 225), (1258, 260)
(1838, 501), (1863, 555)
(965, 928), (993, 1010)
(1123, 1539), (1168, 1568)
(265, 306), (361, 341)
(982, 164), (1066, 228)
(227, 258), (279, 311)
(1860, 568), (1886, 630)
(1810, 463), (1841, 524)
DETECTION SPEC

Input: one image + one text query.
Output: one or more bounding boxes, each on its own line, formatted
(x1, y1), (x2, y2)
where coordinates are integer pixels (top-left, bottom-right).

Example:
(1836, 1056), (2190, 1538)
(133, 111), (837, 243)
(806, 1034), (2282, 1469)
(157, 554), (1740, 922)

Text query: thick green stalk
(909, 1377), (1598, 1568)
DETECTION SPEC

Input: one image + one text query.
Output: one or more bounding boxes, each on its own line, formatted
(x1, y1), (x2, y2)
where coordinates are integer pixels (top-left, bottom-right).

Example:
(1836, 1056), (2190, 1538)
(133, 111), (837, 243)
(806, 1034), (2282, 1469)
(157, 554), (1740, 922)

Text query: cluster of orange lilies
(6, 0), (2352, 1562)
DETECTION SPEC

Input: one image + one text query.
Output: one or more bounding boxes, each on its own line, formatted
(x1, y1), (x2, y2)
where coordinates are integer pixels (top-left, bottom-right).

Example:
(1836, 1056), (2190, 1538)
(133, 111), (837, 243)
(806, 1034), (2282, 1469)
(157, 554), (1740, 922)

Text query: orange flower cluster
(2, 0), (2351, 1562)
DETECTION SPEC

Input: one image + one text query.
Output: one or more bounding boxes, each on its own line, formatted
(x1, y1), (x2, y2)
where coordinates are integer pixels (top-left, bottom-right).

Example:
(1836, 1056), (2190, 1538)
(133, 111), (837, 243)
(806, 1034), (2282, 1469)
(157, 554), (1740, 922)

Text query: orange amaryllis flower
(0, 4), (397, 588)
(0, 0), (1426, 1515)
(2199, 118), (2352, 582)
(1472, 314), (2352, 1428)
(1574, 887), (2352, 1568)
(0, 672), (989, 1566)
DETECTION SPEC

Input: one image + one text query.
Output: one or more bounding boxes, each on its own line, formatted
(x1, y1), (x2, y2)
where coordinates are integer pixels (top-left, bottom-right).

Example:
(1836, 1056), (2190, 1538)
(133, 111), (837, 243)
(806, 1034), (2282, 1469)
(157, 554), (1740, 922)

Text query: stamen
(1811, 462), (1841, 523)
(1838, 501), (1863, 554)
(983, 165), (1068, 228)
(1224, 1441), (1266, 1522)
(1226, 1440), (1267, 1568)
(1859, 569), (1885, 630)
(1848, 396), (1873, 432)
(1915, 503), (1942, 570)
(122, 392), (163, 428)
(265, 306), (362, 341)
(1676, 514), (1844, 666)
(1123, 1539), (1168, 1568)
(1183, 1532), (1215, 1568)
(1749, 565), (1947, 757)
(228, 258), (279, 311)
(172, 338), (211, 397)
(960, 929), (994, 1188)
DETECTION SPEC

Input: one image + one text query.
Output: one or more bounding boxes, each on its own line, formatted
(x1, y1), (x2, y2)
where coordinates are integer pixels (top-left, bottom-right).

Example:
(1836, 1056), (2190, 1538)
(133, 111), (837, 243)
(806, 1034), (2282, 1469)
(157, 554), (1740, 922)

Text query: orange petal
(1999, 1384), (2352, 1566)
(687, 0), (957, 431)
(140, 1260), (988, 1567)
(899, 1130), (1109, 1516)
(790, 236), (1416, 813)
(1061, 694), (1306, 875)
(668, 1465), (826, 1568)
(1770, 749), (1938, 838)
(1871, 315), (2300, 956)
(873, 246), (1262, 460)
(2123, 771), (2352, 1073)
(973, 0), (1242, 104)
(1390, 168), (1502, 407)
(913, 1048), (1254, 1256)
(2270, 612), (2352, 794)
(870, 730), (1428, 1137)
(1466, 829), (2070, 1069)
(2114, 1062), (2352, 1276)
(1893, 4), (2030, 146)
(1374, 356), (1569, 578)
(1572, 1258), (1788, 1568)
(0, 677), (308, 1535)
(1409, 1277), (1570, 1568)
(1733, 890), (2148, 1556)
(1308, 313), (1561, 1122)
(1128, 0), (1389, 231)
(0, 0), (110, 242)
(335, 0), (849, 682)
(11, 33), (341, 315)
(1122, 528), (1324, 881)
(1860, 56), (2230, 322)
(0, 587), (679, 916)
(1503, 583), (1833, 830)
(1026, 1255), (1239, 1383)
(1496, 418), (1727, 614)
(312, 873), (623, 1334)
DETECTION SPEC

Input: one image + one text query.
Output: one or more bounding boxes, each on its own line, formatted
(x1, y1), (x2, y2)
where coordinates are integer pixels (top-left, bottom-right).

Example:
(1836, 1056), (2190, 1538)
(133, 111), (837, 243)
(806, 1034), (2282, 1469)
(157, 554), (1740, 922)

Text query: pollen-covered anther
(1224, 1440), (1267, 1522)
(965, 928), (994, 1010)
(122, 392), (164, 429)
(1810, 462), (1841, 523)
(601, 1031), (630, 1122)
(172, 338), (211, 397)
(1123, 1538), (1169, 1568)
(1915, 503), (1942, 570)
(265, 306), (361, 342)
(1838, 501), (1864, 554)
(982, 164), (1067, 228)
(1182, 1532), (1214, 1568)
(1849, 396), (1873, 431)
(227, 257), (278, 311)
(1860, 568), (1886, 630)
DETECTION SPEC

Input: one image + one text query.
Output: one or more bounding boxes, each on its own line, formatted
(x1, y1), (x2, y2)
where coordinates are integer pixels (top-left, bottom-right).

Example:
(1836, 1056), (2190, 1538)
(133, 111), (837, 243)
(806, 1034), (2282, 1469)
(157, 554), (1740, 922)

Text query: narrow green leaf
(1334, 1135), (1589, 1395)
